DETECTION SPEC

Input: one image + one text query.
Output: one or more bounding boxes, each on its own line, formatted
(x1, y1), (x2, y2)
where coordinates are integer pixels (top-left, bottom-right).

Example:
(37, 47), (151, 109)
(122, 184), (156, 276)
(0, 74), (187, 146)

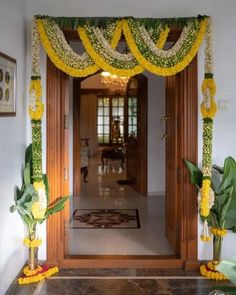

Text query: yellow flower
(200, 263), (228, 281)
(23, 265), (43, 276)
(18, 266), (59, 285)
(122, 18), (207, 76)
(211, 227), (227, 237)
(30, 79), (42, 99)
(36, 19), (99, 77)
(31, 181), (47, 220)
(200, 179), (211, 217)
(23, 238), (42, 248)
(78, 25), (143, 77)
(156, 26), (170, 49)
(200, 235), (211, 242)
(202, 78), (216, 97)
(29, 100), (44, 120)
(201, 99), (217, 119)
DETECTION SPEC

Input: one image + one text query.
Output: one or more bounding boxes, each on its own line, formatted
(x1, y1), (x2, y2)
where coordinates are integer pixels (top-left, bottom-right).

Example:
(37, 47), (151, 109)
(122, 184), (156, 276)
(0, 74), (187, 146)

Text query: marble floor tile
(68, 156), (173, 256)
(7, 277), (231, 295)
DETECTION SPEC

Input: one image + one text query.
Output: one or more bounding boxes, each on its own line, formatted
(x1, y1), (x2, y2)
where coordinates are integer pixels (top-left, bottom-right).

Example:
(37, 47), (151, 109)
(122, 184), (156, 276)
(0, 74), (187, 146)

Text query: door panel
(165, 75), (178, 253)
(165, 57), (198, 256)
(46, 58), (69, 261)
(126, 76), (147, 194)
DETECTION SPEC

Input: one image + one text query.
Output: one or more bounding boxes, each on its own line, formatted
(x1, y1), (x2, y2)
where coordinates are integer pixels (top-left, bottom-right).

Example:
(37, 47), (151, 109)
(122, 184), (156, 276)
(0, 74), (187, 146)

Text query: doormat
(70, 209), (140, 229)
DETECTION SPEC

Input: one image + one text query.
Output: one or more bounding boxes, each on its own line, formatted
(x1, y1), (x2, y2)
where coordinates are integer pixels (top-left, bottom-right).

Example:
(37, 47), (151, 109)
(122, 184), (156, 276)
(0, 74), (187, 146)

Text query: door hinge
(64, 114), (69, 129)
(64, 167), (68, 181)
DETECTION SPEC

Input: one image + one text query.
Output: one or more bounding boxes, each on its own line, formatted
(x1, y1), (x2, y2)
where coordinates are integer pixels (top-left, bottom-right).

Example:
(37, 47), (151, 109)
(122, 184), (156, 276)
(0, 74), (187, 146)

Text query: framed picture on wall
(0, 52), (16, 116)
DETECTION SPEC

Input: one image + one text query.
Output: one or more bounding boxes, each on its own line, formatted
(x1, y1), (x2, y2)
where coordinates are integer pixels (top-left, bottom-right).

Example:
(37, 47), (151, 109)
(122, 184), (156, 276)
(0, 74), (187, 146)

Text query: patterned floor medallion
(70, 209), (140, 229)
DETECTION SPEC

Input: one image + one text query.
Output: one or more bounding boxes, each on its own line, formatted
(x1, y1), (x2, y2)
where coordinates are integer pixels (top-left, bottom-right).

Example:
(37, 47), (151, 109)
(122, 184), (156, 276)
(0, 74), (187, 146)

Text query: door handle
(161, 133), (170, 140)
(160, 116), (170, 140)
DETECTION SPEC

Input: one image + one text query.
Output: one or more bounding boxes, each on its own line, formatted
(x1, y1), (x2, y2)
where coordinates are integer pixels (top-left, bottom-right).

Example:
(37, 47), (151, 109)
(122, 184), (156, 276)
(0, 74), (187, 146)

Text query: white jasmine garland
(204, 17), (213, 74)
(42, 19), (96, 69)
(138, 22), (193, 59)
(31, 18), (41, 77)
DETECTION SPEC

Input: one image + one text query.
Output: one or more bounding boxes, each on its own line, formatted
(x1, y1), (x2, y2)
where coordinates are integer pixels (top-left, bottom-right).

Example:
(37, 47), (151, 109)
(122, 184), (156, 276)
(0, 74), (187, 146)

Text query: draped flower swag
(26, 15), (220, 281)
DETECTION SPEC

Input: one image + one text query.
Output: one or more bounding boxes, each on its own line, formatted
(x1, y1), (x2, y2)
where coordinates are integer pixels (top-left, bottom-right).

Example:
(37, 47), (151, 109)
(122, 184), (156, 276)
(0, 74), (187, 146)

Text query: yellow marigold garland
(31, 181), (47, 219)
(29, 100), (44, 120)
(123, 18), (207, 76)
(202, 78), (216, 97)
(200, 235), (211, 242)
(211, 227), (227, 237)
(201, 99), (217, 119)
(200, 262), (228, 281)
(156, 26), (170, 48)
(36, 19), (99, 77)
(18, 266), (59, 285)
(23, 238), (42, 248)
(200, 179), (211, 217)
(30, 79), (42, 99)
(23, 265), (43, 276)
(78, 24), (143, 77)
(28, 79), (44, 120)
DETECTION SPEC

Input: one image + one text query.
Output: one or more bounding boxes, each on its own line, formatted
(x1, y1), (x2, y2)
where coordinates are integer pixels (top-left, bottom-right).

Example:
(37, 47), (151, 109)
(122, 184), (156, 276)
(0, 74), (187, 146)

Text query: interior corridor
(68, 156), (174, 256)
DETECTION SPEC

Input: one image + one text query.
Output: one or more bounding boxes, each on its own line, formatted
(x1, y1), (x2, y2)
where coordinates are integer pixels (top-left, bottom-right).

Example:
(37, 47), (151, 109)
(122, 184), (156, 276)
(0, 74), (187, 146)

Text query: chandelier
(100, 71), (129, 90)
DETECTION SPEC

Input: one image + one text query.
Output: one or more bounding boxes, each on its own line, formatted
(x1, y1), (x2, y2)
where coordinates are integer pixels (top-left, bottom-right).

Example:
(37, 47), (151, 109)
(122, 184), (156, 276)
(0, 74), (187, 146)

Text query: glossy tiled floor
(68, 156), (173, 255)
(7, 269), (231, 295)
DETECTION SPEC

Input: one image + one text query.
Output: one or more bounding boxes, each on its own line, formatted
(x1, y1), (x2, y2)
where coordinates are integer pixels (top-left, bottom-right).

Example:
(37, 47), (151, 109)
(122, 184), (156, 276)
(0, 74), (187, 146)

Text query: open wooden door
(165, 57), (198, 257)
(46, 58), (70, 262)
(126, 75), (147, 195)
(165, 74), (179, 253)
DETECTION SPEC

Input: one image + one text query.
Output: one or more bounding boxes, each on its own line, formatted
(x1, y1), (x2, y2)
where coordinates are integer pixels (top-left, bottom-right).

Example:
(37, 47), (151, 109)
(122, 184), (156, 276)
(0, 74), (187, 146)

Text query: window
(128, 97), (137, 137)
(97, 97), (110, 144)
(97, 96), (125, 144)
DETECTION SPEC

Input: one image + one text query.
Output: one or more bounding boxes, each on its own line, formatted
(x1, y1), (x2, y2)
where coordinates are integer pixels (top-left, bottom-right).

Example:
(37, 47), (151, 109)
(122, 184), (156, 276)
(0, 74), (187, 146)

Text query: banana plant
(10, 144), (69, 235)
(185, 157), (236, 261)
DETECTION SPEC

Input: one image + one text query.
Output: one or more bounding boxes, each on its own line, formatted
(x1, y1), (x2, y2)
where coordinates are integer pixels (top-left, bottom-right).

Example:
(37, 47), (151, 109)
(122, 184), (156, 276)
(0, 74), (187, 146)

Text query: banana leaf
(42, 174), (49, 204)
(23, 162), (31, 185)
(217, 258), (236, 285)
(184, 160), (202, 188)
(45, 196), (69, 218)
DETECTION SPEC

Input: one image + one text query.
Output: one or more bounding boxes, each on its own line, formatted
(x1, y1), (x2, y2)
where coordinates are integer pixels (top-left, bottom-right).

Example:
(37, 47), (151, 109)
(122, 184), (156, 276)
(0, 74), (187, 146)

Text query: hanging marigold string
(122, 17), (207, 76)
(28, 14), (221, 281)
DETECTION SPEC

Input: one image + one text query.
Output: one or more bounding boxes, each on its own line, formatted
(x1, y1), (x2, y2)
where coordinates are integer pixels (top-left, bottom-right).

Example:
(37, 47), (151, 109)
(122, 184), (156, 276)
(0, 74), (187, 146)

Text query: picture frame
(0, 52), (16, 116)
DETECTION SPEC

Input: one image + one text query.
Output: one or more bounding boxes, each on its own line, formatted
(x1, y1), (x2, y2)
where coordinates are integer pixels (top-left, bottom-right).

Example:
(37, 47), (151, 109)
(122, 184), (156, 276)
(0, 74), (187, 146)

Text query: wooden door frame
(46, 55), (198, 269)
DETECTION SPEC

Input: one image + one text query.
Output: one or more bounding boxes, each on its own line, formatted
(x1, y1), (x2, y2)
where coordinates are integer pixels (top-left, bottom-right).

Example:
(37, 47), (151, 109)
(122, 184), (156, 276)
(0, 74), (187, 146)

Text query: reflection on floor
(8, 268), (232, 295)
(68, 156), (174, 255)
(7, 268), (232, 295)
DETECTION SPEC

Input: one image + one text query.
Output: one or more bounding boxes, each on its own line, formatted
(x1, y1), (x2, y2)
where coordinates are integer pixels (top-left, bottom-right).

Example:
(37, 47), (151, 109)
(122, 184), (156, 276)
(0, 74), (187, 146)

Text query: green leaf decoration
(45, 196), (69, 218)
(42, 174), (49, 204)
(14, 184), (38, 220)
(23, 163), (31, 185)
(184, 160), (202, 188)
(16, 187), (22, 201)
(219, 157), (236, 194)
(9, 205), (16, 213)
(25, 144), (33, 165)
(217, 258), (236, 285)
(213, 164), (224, 174)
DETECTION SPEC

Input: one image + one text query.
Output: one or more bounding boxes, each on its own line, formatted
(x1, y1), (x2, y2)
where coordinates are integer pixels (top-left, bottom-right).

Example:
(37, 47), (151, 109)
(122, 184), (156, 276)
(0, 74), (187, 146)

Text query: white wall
(146, 72), (165, 194)
(27, 0), (236, 260)
(0, 0), (27, 293)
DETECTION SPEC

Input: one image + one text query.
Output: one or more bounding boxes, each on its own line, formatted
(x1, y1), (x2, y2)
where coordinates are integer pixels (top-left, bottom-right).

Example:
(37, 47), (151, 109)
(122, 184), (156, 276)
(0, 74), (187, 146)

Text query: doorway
(66, 71), (174, 256)
(46, 55), (198, 269)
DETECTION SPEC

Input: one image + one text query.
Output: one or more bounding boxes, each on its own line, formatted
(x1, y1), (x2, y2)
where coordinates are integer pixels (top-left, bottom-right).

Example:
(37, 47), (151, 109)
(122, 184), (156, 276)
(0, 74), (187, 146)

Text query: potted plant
(10, 144), (69, 284)
(185, 156), (236, 280)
